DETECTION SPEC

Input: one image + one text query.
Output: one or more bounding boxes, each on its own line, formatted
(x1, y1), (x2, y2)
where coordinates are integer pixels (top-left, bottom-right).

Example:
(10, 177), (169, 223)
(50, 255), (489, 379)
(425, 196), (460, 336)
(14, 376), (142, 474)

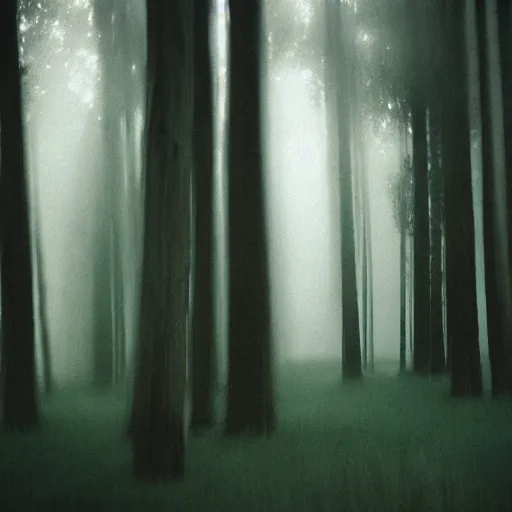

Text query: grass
(0, 359), (511, 511)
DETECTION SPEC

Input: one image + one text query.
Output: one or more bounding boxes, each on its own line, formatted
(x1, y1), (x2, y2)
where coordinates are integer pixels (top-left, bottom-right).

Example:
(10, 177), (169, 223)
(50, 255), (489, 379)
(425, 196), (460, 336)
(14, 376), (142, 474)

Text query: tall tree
(476, 0), (512, 394)
(93, 0), (130, 387)
(443, 0), (482, 396)
(409, 0), (431, 375)
(191, 0), (216, 431)
(497, 0), (512, 290)
(131, 0), (193, 479)
(325, 0), (362, 380)
(428, 108), (446, 374)
(0, 0), (38, 430)
(225, 0), (275, 435)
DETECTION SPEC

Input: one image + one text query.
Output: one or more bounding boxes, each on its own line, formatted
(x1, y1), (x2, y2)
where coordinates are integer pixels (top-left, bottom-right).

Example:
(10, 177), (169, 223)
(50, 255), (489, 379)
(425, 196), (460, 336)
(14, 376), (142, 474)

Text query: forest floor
(0, 359), (511, 511)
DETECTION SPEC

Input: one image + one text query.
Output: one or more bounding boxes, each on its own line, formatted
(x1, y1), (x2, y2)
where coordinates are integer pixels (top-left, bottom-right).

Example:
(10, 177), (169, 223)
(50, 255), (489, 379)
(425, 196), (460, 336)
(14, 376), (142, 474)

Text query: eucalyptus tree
(0, 0), (37, 430)
(132, 0), (194, 479)
(225, 0), (275, 435)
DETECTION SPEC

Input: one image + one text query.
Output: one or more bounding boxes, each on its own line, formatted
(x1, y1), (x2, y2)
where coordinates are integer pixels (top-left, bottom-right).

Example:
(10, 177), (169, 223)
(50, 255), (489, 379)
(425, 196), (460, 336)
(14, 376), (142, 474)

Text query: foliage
(18, 0), (98, 112)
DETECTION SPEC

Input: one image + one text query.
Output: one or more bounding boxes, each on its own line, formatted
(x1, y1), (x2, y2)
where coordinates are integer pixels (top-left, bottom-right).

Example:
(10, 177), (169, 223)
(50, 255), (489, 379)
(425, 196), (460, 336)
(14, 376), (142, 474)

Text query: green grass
(1, 360), (511, 511)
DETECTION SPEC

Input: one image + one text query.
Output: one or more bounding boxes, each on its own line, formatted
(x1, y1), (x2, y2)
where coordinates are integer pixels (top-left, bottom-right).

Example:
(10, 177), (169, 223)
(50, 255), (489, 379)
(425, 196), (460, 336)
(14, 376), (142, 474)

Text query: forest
(0, 0), (511, 510)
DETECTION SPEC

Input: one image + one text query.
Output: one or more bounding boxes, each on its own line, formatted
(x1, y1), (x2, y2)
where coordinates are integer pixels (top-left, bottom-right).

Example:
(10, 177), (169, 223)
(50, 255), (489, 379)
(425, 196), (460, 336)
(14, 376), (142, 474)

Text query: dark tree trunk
(399, 169), (407, 373)
(326, 0), (362, 380)
(411, 102), (431, 374)
(477, 0), (512, 394)
(477, 0), (505, 394)
(0, 0), (38, 430)
(190, 0), (216, 431)
(361, 213), (368, 369)
(225, 0), (275, 436)
(428, 108), (445, 374)
(132, 0), (193, 480)
(444, 0), (482, 397)
(34, 227), (52, 393)
(362, 141), (374, 373)
(497, 1), (512, 297)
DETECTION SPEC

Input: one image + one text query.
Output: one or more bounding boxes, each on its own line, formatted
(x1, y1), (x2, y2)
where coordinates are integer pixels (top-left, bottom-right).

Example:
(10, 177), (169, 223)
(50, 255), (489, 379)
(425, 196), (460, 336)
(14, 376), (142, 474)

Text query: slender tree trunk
(34, 226), (52, 392)
(363, 141), (374, 372)
(329, 1), (362, 380)
(224, 0), (274, 436)
(27, 132), (52, 393)
(191, 0), (216, 431)
(94, 0), (129, 387)
(444, 0), (482, 396)
(132, 0), (193, 480)
(0, 0), (38, 430)
(399, 158), (407, 373)
(428, 107), (445, 374)
(361, 213), (368, 369)
(411, 102), (431, 374)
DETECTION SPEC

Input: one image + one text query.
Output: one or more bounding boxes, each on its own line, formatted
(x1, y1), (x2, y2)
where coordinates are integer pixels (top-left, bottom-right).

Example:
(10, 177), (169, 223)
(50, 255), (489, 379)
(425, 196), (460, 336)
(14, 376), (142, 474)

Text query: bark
(191, 0), (216, 431)
(443, 0), (482, 397)
(225, 0), (275, 436)
(132, 0), (193, 480)
(399, 155), (407, 373)
(0, 0), (38, 430)
(361, 214), (368, 369)
(497, 1), (512, 290)
(411, 102), (431, 374)
(360, 127), (374, 372)
(428, 108), (445, 374)
(34, 227), (52, 393)
(325, 1), (362, 380)
(477, 0), (512, 394)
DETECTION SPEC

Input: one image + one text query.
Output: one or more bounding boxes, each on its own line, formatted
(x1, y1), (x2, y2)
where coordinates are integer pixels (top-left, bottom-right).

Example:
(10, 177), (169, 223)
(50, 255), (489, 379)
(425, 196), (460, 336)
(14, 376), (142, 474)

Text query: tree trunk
(190, 0), (216, 431)
(325, 1), (362, 380)
(444, 0), (482, 397)
(132, 0), (193, 480)
(33, 226), (52, 393)
(428, 108), (446, 374)
(477, 0), (512, 394)
(497, 1), (512, 301)
(0, 0), (38, 430)
(363, 141), (374, 373)
(225, 0), (275, 436)
(411, 102), (431, 374)
(399, 162), (407, 373)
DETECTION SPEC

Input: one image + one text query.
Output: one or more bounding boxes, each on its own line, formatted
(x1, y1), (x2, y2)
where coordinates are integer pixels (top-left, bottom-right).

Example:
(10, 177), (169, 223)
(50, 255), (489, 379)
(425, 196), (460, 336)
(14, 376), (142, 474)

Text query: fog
(18, 0), (491, 388)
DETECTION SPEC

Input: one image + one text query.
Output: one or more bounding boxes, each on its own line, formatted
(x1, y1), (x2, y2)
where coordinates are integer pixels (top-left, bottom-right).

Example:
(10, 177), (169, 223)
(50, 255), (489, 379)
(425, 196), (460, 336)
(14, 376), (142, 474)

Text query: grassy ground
(0, 360), (511, 511)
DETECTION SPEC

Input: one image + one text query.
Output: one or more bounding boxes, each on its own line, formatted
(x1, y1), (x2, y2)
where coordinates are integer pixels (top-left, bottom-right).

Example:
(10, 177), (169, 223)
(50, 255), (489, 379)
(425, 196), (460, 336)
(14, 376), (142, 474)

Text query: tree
(225, 0), (275, 436)
(476, 0), (512, 394)
(190, 0), (216, 431)
(325, 0), (362, 380)
(131, 0), (193, 480)
(389, 152), (414, 372)
(443, 0), (482, 397)
(428, 108), (446, 374)
(0, 0), (38, 430)
(407, 0), (431, 375)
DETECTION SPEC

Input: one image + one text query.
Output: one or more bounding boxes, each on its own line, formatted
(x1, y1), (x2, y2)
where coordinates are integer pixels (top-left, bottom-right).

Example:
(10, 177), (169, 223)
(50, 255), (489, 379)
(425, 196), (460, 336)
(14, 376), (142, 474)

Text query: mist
(1, 0), (511, 508)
